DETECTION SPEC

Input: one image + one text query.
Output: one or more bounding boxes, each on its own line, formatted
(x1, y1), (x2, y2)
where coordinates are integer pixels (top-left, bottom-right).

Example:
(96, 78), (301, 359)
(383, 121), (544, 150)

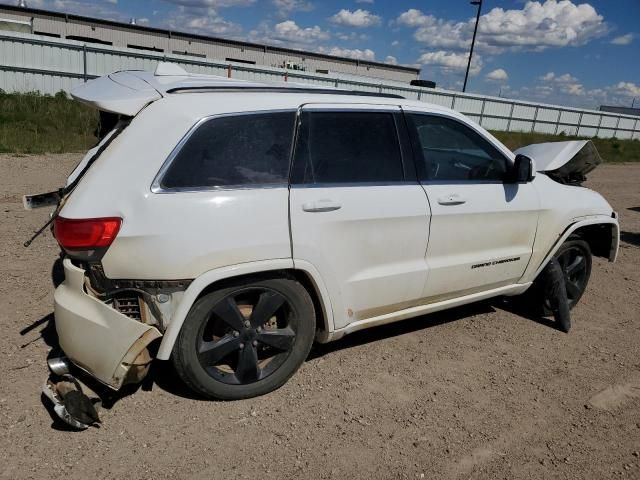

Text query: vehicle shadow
(620, 231), (640, 247)
(627, 207), (640, 213)
(308, 301), (496, 360)
(490, 297), (561, 331)
(151, 302), (499, 401)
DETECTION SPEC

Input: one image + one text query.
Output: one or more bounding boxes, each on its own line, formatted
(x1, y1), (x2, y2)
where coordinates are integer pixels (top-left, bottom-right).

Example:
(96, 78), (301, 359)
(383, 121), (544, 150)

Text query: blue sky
(7, 0), (639, 108)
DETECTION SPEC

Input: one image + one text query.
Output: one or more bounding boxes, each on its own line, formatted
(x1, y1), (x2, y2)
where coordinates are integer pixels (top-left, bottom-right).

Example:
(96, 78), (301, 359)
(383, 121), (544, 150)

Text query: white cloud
(163, 7), (242, 35)
(335, 31), (369, 41)
(37, 0), (126, 21)
(418, 51), (482, 75)
(329, 9), (381, 28)
(395, 8), (432, 28)
(249, 20), (329, 46)
(510, 75), (640, 108)
(609, 81), (640, 98)
(271, 0), (313, 15)
(540, 72), (579, 83)
(274, 20), (329, 43)
(319, 47), (376, 61)
(610, 33), (634, 45)
(355, 0), (374, 3)
(160, 0), (255, 7)
(486, 68), (508, 81)
(384, 55), (398, 65)
(538, 71), (585, 95)
(395, 1), (608, 54)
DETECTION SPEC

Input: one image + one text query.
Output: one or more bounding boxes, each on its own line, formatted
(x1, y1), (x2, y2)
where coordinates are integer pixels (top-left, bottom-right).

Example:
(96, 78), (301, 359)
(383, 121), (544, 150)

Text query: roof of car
(70, 63), (454, 118)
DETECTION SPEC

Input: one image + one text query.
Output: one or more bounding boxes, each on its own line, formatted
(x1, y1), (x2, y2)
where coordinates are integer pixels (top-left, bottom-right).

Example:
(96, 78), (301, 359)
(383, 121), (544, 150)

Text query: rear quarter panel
(58, 96), (292, 279)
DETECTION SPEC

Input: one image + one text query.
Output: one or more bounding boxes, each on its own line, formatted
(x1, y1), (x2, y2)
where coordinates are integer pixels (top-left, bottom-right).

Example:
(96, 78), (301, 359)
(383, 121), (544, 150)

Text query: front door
(405, 112), (540, 301)
(289, 105), (431, 328)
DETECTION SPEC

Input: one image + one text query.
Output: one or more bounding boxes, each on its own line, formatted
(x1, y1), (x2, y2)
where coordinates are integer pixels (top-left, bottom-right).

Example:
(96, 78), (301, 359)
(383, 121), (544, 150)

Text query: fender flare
(156, 259), (335, 359)
(530, 215), (619, 282)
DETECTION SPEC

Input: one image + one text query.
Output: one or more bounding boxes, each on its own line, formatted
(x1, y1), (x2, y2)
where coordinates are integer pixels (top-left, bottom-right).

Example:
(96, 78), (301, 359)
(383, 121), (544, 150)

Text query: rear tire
(172, 276), (315, 400)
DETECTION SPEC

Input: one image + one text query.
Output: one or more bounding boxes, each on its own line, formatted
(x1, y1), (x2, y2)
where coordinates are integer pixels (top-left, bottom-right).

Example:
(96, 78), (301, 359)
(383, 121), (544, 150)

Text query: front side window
(408, 114), (508, 182)
(160, 111), (296, 189)
(291, 111), (404, 184)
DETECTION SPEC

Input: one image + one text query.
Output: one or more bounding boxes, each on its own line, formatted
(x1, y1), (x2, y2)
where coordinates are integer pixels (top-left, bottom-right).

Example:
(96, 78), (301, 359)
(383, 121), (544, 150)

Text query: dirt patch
(1, 154), (639, 479)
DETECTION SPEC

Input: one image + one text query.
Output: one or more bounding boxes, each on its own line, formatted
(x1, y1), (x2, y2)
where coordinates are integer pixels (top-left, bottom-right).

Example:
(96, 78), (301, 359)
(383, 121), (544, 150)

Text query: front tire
(526, 237), (592, 316)
(172, 276), (315, 400)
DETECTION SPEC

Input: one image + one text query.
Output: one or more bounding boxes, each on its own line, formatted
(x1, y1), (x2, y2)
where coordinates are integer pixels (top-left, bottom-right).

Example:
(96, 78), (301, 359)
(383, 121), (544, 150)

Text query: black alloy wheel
(173, 276), (315, 400)
(198, 288), (297, 385)
(542, 238), (592, 313)
(555, 245), (590, 305)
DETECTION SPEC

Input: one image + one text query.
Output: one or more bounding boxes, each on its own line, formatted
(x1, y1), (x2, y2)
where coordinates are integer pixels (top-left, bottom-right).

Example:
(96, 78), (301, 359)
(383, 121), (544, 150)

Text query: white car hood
(514, 140), (602, 183)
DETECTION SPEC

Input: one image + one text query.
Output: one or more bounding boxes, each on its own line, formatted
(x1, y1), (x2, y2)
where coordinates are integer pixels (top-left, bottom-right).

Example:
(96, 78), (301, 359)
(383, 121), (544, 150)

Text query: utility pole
(463, 0), (482, 93)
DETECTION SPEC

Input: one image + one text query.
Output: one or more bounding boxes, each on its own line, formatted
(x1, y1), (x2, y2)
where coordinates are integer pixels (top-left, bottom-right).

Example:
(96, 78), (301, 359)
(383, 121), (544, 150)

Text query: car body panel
(519, 173), (618, 283)
(290, 184), (431, 328)
(55, 259), (161, 388)
(420, 181), (539, 299)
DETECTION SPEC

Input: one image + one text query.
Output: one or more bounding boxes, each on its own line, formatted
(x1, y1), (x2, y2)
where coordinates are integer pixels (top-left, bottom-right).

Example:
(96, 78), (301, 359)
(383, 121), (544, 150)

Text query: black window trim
(151, 109), (298, 193)
(404, 110), (514, 185)
(289, 107), (417, 188)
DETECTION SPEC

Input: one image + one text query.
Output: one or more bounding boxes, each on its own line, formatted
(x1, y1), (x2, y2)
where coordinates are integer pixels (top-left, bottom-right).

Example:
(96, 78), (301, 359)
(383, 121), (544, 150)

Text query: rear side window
(160, 112), (296, 189)
(291, 111), (404, 184)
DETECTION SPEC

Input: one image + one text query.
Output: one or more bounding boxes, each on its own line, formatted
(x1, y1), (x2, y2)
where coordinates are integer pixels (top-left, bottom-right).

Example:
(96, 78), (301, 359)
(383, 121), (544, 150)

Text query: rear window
(160, 111), (296, 189)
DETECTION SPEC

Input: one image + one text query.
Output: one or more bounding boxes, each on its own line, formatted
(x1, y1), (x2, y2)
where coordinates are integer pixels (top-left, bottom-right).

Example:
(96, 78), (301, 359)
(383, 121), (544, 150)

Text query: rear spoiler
(71, 71), (162, 116)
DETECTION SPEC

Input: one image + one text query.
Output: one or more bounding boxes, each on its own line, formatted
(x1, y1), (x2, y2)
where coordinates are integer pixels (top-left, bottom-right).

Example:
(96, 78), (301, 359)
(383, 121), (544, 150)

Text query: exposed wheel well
(570, 223), (615, 259)
(191, 269), (328, 338)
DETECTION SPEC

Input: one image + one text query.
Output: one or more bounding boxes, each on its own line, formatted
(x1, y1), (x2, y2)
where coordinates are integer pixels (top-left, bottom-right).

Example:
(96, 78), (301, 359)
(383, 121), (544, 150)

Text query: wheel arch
(156, 259), (335, 360)
(529, 216), (619, 283)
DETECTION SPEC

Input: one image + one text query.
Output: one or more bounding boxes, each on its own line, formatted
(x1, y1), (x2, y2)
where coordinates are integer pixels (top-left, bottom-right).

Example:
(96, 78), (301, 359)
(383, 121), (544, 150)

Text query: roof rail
(165, 86), (405, 99)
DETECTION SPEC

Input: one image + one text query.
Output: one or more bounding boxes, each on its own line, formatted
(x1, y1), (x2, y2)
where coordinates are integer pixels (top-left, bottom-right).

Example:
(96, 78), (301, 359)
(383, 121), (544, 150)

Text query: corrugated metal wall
(0, 6), (419, 83)
(1, 31), (639, 140)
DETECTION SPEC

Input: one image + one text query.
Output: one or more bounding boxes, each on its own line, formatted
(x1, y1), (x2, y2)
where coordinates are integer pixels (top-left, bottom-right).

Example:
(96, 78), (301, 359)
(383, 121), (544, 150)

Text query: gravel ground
(1, 154), (639, 480)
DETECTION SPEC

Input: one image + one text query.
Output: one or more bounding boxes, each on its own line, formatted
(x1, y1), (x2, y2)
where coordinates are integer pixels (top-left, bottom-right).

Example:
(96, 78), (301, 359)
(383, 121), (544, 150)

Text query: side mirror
(508, 154), (535, 183)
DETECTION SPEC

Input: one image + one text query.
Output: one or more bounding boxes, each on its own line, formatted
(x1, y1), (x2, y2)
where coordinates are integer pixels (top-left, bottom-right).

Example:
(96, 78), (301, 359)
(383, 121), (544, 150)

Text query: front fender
(524, 215), (619, 284)
(156, 258), (336, 359)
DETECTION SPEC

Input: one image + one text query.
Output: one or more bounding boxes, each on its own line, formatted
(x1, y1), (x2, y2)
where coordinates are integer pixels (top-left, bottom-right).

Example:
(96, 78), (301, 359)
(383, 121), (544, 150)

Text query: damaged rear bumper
(54, 258), (161, 389)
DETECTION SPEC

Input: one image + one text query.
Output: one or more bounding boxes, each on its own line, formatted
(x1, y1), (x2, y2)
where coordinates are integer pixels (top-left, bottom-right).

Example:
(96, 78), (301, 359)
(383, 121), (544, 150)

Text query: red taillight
(54, 216), (122, 249)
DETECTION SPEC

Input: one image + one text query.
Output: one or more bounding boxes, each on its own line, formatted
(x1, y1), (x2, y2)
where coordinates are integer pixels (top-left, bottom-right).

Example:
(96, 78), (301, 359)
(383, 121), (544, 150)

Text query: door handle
(302, 200), (342, 212)
(437, 193), (467, 205)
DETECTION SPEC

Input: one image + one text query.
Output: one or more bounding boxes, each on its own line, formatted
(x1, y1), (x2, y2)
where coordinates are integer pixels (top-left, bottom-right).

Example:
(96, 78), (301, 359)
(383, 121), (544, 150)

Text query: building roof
(1, 4), (420, 75)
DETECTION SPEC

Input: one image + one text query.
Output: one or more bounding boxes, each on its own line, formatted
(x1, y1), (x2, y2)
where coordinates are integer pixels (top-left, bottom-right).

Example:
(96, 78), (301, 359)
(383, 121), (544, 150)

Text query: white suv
(32, 64), (619, 402)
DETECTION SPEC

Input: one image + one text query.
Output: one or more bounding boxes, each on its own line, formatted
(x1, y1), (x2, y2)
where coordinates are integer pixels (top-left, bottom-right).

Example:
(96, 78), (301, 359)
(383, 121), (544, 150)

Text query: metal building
(0, 3), (420, 83)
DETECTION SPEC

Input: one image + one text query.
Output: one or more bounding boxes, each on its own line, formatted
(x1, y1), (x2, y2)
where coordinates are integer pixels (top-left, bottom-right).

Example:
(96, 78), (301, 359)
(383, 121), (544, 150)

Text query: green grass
(0, 91), (98, 154)
(0, 91), (638, 162)
(492, 130), (640, 163)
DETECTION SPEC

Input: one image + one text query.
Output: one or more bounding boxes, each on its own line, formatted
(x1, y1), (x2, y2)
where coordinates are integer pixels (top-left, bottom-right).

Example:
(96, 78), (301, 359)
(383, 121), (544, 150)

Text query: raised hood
(514, 140), (602, 185)
(70, 70), (162, 116)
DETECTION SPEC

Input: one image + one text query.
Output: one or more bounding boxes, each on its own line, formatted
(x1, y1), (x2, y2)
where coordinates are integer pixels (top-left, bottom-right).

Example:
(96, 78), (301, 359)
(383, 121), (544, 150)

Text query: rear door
(289, 104), (431, 329)
(405, 112), (540, 300)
